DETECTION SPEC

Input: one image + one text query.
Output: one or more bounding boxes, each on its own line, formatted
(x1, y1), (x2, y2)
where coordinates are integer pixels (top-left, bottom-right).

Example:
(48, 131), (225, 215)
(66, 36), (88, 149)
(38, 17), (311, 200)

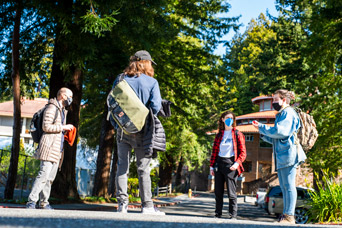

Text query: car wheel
(295, 208), (308, 224)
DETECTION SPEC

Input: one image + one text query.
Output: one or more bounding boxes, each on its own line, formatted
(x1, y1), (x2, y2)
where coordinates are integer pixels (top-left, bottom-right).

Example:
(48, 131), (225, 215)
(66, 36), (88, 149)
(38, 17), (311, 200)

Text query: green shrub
(127, 178), (139, 197)
(308, 170), (342, 223)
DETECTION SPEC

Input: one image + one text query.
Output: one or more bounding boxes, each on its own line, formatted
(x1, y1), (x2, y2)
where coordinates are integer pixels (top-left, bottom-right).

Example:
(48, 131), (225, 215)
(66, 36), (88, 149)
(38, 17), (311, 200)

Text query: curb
(0, 201), (181, 211)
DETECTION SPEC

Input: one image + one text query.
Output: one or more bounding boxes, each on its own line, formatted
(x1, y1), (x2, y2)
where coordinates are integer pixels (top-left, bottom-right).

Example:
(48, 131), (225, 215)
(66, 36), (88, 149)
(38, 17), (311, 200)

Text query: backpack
(294, 107), (319, 151)
(30, 104), (58, 143)
(107, 74), (149, 135)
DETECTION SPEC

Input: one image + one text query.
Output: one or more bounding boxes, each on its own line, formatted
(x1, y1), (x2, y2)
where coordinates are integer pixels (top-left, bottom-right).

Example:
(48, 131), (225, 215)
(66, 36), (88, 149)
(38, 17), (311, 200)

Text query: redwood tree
(4, 0), (22, 200)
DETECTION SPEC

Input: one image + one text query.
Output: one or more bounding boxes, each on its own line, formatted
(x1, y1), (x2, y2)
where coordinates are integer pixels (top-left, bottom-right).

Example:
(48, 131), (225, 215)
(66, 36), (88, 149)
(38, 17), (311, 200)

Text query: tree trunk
(158, 153), (174, 187)
(92, 108), (115, 197)
(175, 157), (184, 187)
(108, 139), (118, 197)
(5, 0), (22, 200)
(51, 68), (82, 200)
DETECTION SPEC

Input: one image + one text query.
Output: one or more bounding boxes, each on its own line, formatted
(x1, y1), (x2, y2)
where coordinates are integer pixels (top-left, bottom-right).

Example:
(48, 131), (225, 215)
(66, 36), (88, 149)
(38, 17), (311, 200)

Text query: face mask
(63, 97), (72, 107)
(272, 102), (282, 111)
(225, 118), (233, 127)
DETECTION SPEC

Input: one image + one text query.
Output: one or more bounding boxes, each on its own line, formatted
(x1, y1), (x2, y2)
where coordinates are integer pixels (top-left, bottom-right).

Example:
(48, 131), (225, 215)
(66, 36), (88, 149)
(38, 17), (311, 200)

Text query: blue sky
(215, 0), (278, 56)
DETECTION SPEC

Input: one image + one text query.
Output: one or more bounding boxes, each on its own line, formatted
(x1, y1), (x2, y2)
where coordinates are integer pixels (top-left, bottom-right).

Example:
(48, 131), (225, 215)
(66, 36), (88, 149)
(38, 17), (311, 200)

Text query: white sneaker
(142, 207), (166, 215)
(117, 202), (128, 213)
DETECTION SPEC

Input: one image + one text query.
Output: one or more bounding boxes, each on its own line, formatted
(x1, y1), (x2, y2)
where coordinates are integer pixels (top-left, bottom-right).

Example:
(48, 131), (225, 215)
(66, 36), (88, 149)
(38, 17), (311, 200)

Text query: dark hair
(274, 89), (295, 104)
(124, 57), (154, 77)
(218, 111), (236, 130)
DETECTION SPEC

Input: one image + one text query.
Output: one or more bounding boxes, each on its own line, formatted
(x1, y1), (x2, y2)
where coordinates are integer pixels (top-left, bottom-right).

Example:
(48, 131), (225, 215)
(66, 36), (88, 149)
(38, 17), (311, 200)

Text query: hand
(230, 162), (239, 171)
(210, 168), (215, 176)
(62, 124), (74, 131)
(252, 120), (259, 129)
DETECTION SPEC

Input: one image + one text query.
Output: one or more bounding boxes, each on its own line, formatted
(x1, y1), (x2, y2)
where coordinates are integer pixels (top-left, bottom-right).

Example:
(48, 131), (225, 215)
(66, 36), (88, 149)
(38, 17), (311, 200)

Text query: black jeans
(214, 156), (238, 217)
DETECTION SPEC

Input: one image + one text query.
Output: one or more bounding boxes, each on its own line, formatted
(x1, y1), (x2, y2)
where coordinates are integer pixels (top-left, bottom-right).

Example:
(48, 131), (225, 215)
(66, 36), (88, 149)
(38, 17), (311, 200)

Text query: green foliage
(0, 198), (27, 204)
(225, 13), (309, 115)
(275, 0), (342, 174)
(79, 0), (238, 174)
(80, 3), (118, 37)
(127, 178), (139, 197)
(127, 162), (159, 197)
(0, 143), (40, 191)
(82, 196), (110, 203)
(308, 170), (342, 223)
(0, 2), (53, 99)
(150, 168), (160, 191)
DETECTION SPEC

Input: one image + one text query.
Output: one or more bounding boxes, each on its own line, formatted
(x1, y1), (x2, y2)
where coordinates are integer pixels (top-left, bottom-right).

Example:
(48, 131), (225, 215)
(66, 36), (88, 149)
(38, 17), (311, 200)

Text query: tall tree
(48, 0), (118, 199)
(276, 0), (342, 175)
(79, 0), (239, 192)
(4, 0), (22, 199)
(225, 13), (309, 115)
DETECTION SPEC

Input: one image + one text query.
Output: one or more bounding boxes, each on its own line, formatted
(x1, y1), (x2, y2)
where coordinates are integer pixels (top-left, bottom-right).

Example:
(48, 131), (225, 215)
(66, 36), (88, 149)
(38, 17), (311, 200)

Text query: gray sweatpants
(116, 130), (153, 208)
(27, 160), (59, 207)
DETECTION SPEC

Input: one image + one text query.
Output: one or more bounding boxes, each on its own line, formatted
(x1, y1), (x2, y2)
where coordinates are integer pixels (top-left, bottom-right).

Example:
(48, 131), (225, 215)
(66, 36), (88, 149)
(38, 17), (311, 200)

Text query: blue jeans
(277, 165), (297, 216)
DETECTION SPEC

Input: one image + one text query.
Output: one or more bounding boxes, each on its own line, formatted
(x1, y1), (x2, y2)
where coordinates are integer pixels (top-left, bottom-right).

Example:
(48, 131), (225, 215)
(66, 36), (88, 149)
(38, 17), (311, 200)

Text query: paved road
(157, 192), (277, 222)
(0, 192), (338, 227)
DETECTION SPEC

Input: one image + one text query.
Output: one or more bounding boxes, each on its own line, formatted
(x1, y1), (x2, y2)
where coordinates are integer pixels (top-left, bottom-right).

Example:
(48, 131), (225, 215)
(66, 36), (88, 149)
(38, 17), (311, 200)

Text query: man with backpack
(26, 87), (74, 209)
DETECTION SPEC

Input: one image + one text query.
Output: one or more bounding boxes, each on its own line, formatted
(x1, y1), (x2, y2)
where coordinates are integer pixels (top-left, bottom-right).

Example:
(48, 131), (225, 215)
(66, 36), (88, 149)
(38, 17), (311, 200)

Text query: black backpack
(30, 104), (58, 143)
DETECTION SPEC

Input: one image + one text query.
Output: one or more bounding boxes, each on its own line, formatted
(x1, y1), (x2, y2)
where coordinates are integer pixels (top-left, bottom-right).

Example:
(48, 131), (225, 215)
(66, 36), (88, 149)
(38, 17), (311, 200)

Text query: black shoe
(214, 213), (222, 218)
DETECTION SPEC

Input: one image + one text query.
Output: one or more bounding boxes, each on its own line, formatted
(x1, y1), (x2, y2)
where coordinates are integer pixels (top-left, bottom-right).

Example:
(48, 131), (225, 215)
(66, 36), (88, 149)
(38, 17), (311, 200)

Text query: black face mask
(63, 97), (72, 107)
(272, 102), (282, 111)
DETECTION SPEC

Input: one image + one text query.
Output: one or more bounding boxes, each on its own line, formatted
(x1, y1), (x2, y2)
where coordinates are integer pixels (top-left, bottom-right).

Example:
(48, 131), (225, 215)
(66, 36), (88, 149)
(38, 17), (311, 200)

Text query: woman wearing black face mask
(209, 111), (246, 219)
(252, 89), (307, 224)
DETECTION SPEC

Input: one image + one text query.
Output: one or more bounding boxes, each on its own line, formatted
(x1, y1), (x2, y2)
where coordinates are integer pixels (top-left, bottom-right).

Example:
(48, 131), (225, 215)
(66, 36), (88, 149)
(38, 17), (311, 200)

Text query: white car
(255, 188), (267, 208)
(264, 185), (314, 224)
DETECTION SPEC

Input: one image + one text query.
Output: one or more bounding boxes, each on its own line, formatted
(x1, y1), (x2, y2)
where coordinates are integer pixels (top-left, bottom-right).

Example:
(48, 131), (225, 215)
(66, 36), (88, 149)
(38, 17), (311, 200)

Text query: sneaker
(142, 207), (165, 215)
(26, 202), (36, 209)
(214, 213), (222, 218)
(278, 214), (285, 222)
(40, 204), (54, 210)
(117, 202), (128, 213)
(279, 214), (295, 224)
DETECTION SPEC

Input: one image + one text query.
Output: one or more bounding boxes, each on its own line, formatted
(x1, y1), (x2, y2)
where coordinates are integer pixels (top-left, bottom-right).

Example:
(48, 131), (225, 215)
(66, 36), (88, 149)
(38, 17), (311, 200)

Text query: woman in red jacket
(209, 111), (247, 219)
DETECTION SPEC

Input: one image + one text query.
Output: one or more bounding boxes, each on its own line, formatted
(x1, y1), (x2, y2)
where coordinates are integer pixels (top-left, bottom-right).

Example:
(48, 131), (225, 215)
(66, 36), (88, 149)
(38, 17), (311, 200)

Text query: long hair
(124, 57), (154, 77)
(218, 111), (237, 130)
(274, 89), (295, 104)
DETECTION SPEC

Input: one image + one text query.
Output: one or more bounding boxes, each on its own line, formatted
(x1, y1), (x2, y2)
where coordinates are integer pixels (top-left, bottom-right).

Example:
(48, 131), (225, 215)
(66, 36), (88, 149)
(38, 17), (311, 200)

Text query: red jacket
(209, 128), (247, 176)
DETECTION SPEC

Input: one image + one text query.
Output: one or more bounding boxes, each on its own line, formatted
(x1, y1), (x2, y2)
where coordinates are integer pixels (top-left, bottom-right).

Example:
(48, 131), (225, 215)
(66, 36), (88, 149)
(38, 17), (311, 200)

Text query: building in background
(0, 98), (47, 145)
(235, 96), (277, 193)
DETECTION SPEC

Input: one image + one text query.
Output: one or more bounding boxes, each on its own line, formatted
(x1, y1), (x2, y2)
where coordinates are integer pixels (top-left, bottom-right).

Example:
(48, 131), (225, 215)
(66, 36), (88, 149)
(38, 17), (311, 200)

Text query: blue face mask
(225, 118), (233, 127)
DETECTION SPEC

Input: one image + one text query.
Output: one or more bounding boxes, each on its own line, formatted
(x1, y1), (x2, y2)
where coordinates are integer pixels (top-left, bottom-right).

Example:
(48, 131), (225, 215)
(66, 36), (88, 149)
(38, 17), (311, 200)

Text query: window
(260, 138), (272, 148)
(259, 119), (267, 124)
(269, 186), (283, 197)
(241, 120), (249, 125)
(243, 161), (252, 172)
(245, 134), (254, 141)
(263, 100), (271, 111)
(0, 116), (13, 126)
